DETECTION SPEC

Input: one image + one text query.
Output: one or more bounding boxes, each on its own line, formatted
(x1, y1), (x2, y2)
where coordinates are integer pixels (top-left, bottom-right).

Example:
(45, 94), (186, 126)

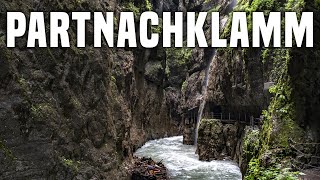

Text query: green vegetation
(165, 47), (192, 82)
(243, 129), (260, 160)
(152, 18), (163, 34)
(208, 5), (222, 13)
(166, 48), (192, 68)
(62, 157), (81, 172)
(145, 0), (152, 11)
(71, 97), (82, 110)
(218, 0), (308, 179)
(0, 138), (15, 160)
(316, 0), (320, 8)
(264, 79), (303, 147)
(111, 76), (117, 83)
(122, 0), (153, 19)
(243, 75), (304, 179)
(200, 119), (221, 125)
(31, 103), (57, 120)
(18, 77), (29, 91)
(145, 61), (163, 79)
(124, 2), (140, 18)
(261, 48), (270, 64)
(285, 0), (305, 12)
(246, 160), (301, 180)
(181, 80), (188, 93)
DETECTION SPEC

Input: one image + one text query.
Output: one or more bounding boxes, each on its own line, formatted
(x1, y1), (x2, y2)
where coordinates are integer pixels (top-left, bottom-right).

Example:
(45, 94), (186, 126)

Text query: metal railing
(202, 112), (262, 126)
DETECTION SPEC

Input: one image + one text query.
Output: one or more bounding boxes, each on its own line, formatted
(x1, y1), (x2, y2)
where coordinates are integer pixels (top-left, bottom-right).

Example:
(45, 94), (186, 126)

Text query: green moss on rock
(31, 103), (57, 121)
(219, 0), (311, 179)
(166, 48), (192, 67)
(144, 61), (164, 82)
(61, 157), (81, 173)
(0, 138), (15, 160)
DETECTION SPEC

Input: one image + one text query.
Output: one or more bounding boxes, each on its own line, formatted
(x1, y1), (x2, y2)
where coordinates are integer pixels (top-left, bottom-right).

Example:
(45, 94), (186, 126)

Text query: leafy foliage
(222, 0), (308, 179)
(243, 129), (260, 160)
(246, 160), (300, 180)
(166, 48), (192, 67)
(62, 157), (81, 172)
(145, 0), (152, 11)
(165, 47), (192, 78)
(123, 2), (140, 18)
(122, 0), (153, 19)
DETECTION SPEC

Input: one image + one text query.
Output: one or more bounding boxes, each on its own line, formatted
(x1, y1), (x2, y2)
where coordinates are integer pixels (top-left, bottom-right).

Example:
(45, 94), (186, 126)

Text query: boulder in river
(131, 157), (167, 180)
(197, 119), (241, 161)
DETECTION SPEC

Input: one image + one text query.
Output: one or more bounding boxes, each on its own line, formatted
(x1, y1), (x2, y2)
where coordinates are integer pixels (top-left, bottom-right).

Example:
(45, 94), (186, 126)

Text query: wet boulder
(131, 157), (167, 180)
(197, 119), (241, 161)
(197, 119), (225, 160)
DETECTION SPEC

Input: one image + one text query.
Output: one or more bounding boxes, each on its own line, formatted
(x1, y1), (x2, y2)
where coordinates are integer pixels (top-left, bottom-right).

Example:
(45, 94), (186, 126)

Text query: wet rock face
(197, 119), (242, 161)
(0, 1), (181, 179)
(197, 120), (225, 160)
(179, 0), (234, 146)
(206, 50), (268, 115)
(183, 125), (195, 145)
(223, 124), (238, 156)
(236, 127), (260, 174)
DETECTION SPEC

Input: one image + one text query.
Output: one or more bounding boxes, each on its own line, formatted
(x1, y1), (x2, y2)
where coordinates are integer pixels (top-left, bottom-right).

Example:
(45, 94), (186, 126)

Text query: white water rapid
(134, 136), (242, 180)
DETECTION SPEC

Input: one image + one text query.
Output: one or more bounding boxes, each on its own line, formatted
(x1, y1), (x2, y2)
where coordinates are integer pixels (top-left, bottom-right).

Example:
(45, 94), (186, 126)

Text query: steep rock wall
(203, 0), (320, 178)
(0, 0), (182, 179)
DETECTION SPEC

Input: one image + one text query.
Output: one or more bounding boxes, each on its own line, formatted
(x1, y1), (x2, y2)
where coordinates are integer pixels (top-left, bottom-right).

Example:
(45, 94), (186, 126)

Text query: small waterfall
(194, 51), (216, 145)
(194, 0), (238, 145)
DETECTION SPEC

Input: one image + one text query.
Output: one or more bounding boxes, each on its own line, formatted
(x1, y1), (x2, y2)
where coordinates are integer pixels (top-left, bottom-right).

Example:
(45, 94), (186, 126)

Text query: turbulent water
(134, 136), (242, 180)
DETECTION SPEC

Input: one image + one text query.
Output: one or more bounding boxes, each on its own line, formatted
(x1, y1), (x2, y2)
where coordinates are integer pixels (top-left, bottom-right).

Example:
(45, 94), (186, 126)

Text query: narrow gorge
(0, 0), (320, 179)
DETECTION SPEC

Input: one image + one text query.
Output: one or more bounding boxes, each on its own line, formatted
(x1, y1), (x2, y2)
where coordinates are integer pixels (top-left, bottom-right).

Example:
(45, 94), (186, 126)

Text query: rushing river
(134, 136), (242, 180)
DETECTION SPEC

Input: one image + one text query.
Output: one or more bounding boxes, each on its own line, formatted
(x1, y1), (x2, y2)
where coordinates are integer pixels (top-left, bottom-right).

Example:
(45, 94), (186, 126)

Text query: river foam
(134, 136), (242, 180)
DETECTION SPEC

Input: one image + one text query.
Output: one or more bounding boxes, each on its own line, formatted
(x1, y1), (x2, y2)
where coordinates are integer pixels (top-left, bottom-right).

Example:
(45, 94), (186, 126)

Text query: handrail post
(229, 113), (230, 120)
(221, 113), (222, 120)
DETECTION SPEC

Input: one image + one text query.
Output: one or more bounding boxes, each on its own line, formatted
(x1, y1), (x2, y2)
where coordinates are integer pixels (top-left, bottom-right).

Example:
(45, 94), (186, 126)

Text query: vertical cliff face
(206, 48), (266, 115)
(178, 0), (235, 145)
(202, 0), (320, 178)
(289, 2), (320, 140)
(0, 0), (319, 179)
(0, 0), (182, 179)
